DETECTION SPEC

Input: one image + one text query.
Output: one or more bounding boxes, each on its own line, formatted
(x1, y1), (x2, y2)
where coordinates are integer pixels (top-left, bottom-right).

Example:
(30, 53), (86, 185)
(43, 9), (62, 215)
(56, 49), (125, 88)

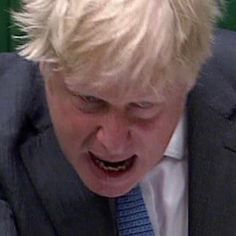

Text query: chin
(84, 179), (137, 198)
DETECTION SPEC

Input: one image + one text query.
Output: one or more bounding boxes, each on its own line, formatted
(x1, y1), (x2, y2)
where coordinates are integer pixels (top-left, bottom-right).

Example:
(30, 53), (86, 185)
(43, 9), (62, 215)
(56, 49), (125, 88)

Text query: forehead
(63, 73), (166, 103)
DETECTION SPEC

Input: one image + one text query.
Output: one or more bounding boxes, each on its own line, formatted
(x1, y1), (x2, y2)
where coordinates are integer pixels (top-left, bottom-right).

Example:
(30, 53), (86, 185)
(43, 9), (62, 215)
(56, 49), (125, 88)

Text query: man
(0, 0), (235, 235)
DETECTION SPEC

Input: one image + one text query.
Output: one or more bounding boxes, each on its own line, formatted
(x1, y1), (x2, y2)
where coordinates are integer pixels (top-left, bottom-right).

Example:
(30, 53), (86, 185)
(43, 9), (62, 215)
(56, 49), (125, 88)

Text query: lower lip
(89, 154), (136, 178)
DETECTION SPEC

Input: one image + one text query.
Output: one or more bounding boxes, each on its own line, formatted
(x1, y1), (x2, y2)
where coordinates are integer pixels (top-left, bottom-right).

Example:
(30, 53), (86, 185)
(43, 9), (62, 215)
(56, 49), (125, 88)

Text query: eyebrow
(63, 78), (166, 104)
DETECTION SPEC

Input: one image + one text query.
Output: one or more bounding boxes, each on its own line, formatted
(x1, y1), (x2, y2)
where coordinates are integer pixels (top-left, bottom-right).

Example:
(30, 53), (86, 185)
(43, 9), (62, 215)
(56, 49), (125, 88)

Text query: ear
(39, 61), (55, 95)
(39, 61), (48, 81)
(186, 79), (197, 93)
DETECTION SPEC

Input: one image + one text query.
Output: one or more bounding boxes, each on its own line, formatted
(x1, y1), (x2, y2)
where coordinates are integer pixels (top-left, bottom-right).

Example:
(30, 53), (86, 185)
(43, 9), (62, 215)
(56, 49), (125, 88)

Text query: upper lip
(88, 151), (136, 163)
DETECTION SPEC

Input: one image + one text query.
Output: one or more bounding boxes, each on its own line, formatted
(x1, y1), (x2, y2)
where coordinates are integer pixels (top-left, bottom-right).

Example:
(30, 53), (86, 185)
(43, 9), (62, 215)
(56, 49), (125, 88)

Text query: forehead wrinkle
(62, 59), (178, 105)
(64, 75), (165, 107)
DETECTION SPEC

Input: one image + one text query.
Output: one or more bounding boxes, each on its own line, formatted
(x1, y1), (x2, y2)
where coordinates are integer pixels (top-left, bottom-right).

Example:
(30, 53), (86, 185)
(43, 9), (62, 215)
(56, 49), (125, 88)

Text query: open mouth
(89, 152), (136, 173)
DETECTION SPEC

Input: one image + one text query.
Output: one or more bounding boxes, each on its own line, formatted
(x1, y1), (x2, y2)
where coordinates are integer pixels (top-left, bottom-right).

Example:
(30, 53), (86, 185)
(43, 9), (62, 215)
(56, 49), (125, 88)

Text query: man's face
(44, 68), (191, 197)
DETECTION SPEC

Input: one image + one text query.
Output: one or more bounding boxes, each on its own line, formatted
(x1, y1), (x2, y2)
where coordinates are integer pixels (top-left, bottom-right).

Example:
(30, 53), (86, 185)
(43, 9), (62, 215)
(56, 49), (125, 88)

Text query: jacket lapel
(19, 78), (116, 236)
(187, 59), (236, 236)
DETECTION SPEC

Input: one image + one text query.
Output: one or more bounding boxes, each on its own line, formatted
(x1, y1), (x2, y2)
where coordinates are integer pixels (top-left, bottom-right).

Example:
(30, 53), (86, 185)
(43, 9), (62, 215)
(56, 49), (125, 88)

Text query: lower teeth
(95, 159), (129, 172)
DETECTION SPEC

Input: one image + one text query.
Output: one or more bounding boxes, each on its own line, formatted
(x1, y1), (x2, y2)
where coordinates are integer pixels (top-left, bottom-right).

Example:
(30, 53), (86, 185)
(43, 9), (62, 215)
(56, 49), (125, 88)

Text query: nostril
(95, 126), (131, 153)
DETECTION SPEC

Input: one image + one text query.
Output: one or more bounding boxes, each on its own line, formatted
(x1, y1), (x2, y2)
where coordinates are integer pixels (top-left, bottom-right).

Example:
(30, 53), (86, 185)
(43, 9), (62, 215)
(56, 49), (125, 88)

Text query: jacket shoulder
(0, 52), (38, 85)
(200, 29), (236, 90)
(189, 29), (236, 118)
(0, 53), (44, 140)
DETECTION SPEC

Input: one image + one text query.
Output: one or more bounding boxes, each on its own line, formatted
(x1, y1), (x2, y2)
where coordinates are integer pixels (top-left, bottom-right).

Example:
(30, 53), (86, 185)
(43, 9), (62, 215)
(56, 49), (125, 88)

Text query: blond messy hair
(13, 0), (220, 86)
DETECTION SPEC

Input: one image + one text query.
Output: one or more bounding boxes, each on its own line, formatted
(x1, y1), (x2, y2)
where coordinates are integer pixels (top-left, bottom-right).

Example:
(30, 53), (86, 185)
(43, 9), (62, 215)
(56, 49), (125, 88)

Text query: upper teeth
(94, 158), (129, 171)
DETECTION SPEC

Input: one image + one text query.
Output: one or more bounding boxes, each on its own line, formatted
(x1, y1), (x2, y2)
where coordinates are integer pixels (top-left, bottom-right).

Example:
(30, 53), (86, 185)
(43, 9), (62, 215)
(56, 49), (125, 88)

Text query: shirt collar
(164, 114), (186, 160)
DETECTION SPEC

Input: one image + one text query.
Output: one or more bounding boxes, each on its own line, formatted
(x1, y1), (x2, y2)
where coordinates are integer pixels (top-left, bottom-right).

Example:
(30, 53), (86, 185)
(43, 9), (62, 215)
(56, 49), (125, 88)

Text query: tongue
(102, 159), (127, 168)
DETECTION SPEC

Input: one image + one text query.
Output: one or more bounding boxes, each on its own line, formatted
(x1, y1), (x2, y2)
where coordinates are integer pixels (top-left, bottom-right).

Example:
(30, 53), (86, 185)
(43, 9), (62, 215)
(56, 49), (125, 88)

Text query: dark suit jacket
(0, 29), (236, 236)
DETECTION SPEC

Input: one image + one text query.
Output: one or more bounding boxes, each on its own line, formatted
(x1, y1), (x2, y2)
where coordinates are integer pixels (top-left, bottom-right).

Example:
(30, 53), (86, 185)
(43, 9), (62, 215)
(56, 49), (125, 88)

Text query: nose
(95, 112), (131, 155)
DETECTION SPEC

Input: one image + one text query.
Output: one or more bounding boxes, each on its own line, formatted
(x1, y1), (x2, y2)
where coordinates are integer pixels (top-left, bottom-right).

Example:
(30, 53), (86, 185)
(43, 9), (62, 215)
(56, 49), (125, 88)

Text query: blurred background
(0, 0), (235, 52)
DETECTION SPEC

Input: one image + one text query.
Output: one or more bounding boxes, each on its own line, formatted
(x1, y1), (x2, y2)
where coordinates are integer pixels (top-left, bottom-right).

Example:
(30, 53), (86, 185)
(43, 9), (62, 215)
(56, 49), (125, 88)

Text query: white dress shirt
(140, 115), (188, 236)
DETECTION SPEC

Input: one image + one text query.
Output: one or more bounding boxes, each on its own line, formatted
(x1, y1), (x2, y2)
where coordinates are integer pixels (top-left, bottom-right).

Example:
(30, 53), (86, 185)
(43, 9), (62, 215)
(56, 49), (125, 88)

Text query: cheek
(46, 88), (96, 145)
(136, 117), (173, 157)
(135, 97), (186, 163)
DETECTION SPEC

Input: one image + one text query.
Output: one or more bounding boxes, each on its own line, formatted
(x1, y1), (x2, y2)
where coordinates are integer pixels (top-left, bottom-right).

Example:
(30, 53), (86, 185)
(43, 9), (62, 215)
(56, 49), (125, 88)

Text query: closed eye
(79, 95), (103, 103)
(69, 93), (107, 113)
(130, 101), (154, 109)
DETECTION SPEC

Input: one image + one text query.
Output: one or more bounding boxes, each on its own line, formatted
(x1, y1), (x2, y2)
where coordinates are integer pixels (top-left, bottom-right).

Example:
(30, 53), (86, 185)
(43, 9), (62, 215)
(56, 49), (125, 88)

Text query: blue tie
(116, 185), (155, 236)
